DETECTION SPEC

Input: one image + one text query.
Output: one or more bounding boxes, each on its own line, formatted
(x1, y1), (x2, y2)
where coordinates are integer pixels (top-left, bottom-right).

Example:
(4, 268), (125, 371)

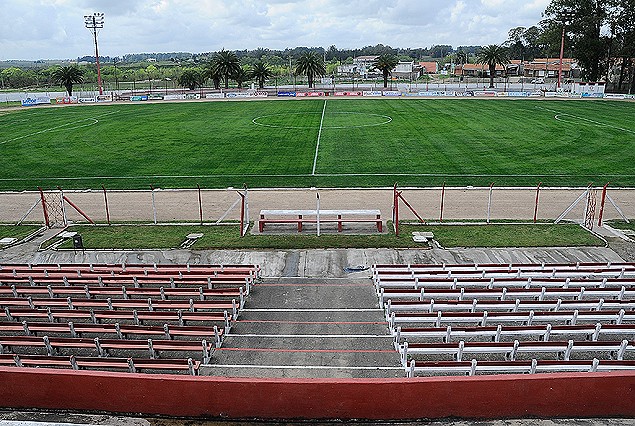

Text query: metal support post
(102, 185), (111, 225)
(534, 182), (542, 224)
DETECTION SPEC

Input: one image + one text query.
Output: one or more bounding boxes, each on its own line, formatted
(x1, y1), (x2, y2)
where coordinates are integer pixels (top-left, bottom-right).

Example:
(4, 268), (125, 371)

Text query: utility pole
(84, 12), (105, 95)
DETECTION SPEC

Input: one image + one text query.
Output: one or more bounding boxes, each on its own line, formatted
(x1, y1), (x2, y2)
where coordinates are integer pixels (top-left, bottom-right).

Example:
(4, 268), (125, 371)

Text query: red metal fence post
(598, 182), (609, 227)
(62, 196), (95, 224)
(38, 187), (50, 228)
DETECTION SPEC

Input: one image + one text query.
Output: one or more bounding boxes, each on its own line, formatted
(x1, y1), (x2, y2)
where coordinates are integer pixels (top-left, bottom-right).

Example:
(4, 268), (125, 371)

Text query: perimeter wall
(1, 367), (635, 420)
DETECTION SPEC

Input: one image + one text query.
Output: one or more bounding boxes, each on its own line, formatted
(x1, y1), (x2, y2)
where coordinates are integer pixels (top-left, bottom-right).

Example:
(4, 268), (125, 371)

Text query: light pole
(558, 12), (575, 89)
(84, 12), (104, 95)
(113, 57), (119, 93)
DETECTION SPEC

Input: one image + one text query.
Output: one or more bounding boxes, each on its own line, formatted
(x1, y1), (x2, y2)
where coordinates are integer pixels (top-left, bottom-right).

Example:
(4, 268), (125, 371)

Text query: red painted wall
(1, 367), (635, 420)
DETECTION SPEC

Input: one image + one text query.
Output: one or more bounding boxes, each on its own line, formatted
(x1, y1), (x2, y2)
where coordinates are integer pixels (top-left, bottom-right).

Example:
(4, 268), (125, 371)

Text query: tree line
(2, 0), (634, 94)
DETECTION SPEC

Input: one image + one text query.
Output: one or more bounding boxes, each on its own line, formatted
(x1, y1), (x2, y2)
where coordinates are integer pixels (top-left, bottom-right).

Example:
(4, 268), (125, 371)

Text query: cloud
(0, 0), (550, 60)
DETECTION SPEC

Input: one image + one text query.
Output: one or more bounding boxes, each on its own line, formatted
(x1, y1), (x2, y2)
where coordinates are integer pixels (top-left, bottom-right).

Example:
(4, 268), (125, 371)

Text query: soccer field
(1, 98), (634, 190)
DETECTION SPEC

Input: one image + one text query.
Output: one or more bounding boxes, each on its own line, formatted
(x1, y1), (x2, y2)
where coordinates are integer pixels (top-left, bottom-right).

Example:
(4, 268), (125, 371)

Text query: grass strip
(55, 222), (602, 250)
(0, 225), (42, 241)
(606, 220), (635, 232)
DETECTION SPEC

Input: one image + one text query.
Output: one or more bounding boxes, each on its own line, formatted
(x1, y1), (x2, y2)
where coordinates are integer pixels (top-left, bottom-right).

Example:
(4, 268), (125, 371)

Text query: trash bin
(72, 234), (84, 250)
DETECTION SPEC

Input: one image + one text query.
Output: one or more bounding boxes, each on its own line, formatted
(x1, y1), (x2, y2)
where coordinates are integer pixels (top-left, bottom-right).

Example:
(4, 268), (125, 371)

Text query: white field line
(312, 99), (327, 175)
(535, 106), (635, 135)
(0, 110), (119, 146)
(3, 172), (635, 182)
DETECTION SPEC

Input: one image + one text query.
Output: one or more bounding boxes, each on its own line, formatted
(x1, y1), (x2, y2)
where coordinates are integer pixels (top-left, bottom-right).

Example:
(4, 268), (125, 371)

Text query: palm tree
(250, 61), (273, 89)
(210, 49), (241, 89)
(295, 52), (326, 88)
(373, 54), (399, 88)
(455, 50), (469, 65)
(233, 67), (249, 89)
(52, 65), (84, 96)
(203, 63), (222, 90)
(477, 44), (510, 88)
(177, 68), (203, 90)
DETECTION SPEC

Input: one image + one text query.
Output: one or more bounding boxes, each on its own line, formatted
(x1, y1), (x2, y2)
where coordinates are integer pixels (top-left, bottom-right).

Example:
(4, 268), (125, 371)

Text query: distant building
(336, 64), (358, 75)
(392, 61), (422, 79)
(523, 58), (579, 79)
(454, 63), (499, 77)
(505, 60), (524, 77)
(337, 56), (423, 79)
(353, 56), (379, 77)
(419, 61), (439, 74)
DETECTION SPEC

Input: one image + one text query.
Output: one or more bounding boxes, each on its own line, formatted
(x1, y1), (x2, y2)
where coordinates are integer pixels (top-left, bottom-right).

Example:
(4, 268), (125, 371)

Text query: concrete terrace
(1, 230), (629, 379)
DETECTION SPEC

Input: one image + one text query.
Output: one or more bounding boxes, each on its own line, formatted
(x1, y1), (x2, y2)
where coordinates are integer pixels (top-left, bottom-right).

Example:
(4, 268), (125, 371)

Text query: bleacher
(0, 263), (259, 375)
(373, 262), (635, 377)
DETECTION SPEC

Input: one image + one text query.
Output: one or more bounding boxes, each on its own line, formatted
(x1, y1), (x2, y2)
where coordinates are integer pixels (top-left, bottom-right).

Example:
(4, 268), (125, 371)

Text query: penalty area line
(312, 99), (327, 176)
(0, 110), (120, 146)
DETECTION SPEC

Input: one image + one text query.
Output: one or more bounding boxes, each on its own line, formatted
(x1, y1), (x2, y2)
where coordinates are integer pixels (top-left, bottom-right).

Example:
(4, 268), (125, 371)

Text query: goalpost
(214, 185), (250, 237)
(392, 183), (426, 236)
(555, 183), (629, 230)
(17, 188), (96, 229)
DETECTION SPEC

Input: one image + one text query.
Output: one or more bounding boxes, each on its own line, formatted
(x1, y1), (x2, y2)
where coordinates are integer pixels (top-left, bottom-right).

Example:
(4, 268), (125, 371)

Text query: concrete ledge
(2, 367), (635, 420)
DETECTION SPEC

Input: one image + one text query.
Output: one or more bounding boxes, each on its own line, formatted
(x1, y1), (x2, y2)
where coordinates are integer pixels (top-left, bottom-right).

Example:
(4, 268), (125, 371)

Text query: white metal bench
(258, 209), (382, 232)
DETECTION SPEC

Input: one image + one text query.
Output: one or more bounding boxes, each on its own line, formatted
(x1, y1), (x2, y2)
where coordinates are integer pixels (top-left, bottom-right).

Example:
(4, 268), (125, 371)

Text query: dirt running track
(0, 187), (633, 224)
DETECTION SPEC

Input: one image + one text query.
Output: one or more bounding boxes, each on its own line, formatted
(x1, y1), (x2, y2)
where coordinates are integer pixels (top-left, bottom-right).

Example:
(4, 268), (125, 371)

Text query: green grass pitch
(1, 98), (634, 190)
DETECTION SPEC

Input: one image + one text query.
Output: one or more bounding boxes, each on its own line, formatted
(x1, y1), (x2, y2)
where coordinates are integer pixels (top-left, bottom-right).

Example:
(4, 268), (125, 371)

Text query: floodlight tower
(84, 12), (105, 95)
(557, 11), (575, 89)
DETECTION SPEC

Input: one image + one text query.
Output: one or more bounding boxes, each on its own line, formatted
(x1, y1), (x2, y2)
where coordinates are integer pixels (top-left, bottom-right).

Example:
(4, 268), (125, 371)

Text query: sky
(0, 0), (552, 60)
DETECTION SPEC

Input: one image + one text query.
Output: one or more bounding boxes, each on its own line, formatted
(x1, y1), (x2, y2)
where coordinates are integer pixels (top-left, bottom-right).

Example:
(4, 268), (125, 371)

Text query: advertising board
(473, 91), (497, 97)
(21, 96), (51, 107)
(604, 94), (625, 100)
(226, 92), (251, 98)
(55, 96), (78, 104)
(506, 92), (530, 97)
(163, 94), (187, 101)
(296, 92), (324, 97)
(334, 91), (362, 96)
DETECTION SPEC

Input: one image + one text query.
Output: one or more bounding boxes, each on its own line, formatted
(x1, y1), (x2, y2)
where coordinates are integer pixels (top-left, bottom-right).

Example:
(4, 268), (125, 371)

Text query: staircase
(200, 277), (404, 378)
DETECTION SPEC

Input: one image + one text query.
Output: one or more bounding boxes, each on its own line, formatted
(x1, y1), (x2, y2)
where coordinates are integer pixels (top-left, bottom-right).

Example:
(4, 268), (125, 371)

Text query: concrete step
(234, 309), (389, 335)
(237, 309), (385, 322)
(210, 335), (401, 370)
(247, 281), (380, 310)
(199, 364), (405, 379)
(220, 335), (394, 350)
(208, 348), (401, 370)
(230, 319), (389, 335)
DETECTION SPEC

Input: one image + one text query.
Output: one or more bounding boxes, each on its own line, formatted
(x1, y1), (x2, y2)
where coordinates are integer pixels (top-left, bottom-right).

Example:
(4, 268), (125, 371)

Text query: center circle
(252, 112), (392, 129)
